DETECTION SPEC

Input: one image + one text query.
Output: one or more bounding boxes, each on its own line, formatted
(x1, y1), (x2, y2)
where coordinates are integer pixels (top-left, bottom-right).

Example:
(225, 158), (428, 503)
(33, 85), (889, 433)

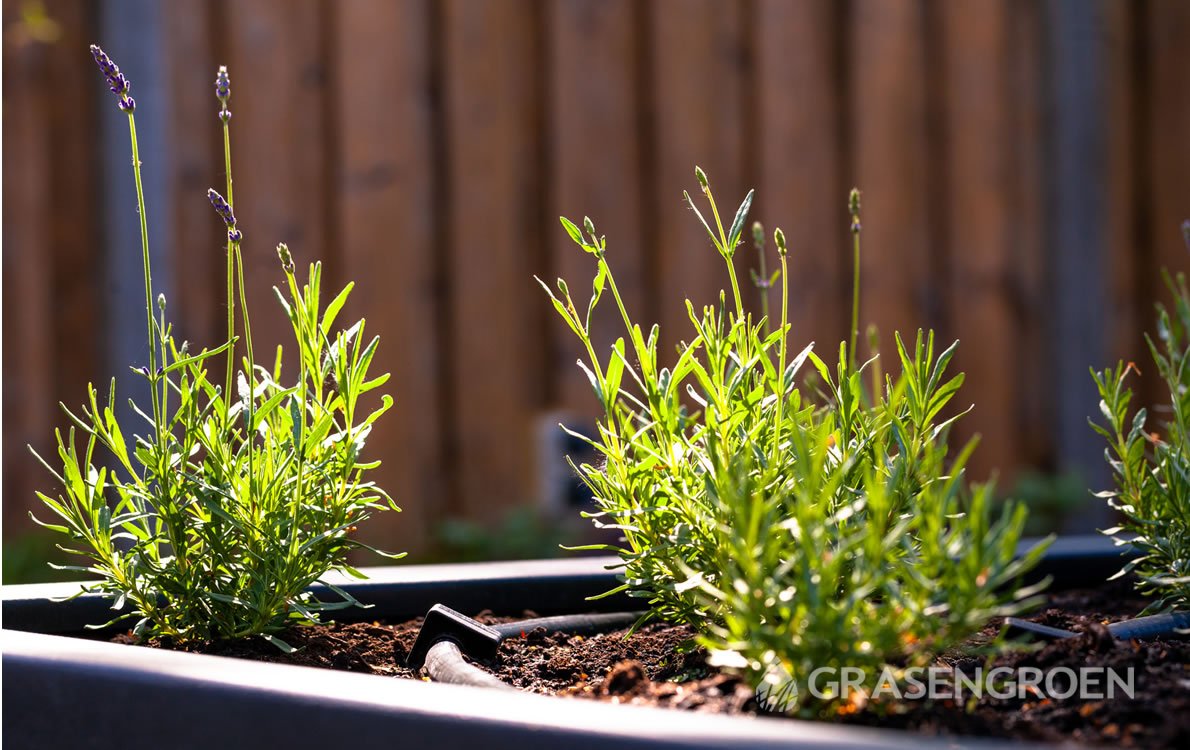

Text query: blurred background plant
(1009, 471), (1089, 537)
(430, 508), (573, 564)
(1093, 235), (1190, 613)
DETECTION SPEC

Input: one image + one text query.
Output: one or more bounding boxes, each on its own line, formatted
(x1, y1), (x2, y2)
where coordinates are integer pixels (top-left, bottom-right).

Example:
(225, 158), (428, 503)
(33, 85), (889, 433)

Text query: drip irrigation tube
(490, 611), (643, 640)
(1005, 610), (1190, 642)
(423, 640), (515, 689)
(408, 605), (643, 690)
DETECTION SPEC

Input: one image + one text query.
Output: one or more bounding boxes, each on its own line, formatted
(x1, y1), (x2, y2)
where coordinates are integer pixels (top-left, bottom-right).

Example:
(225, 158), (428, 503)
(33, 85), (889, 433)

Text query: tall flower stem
(752, 223), (771, 336)
(773, 228), (789, 461)
(848, 189), (862, 373)
(127, 113), (164, 446)
(223, 119), (236, 421)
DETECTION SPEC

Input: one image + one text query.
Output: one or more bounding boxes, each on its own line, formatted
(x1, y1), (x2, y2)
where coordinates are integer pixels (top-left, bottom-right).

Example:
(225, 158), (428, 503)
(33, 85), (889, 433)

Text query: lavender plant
(1092, 221), (1190, 613)
(542, 168), (1048, 713)
(29, 47), (399, 648)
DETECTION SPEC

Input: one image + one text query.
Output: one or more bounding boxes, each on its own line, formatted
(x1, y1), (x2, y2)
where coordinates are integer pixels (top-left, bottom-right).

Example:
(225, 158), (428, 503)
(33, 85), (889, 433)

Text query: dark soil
(122, 580), (1190, 747)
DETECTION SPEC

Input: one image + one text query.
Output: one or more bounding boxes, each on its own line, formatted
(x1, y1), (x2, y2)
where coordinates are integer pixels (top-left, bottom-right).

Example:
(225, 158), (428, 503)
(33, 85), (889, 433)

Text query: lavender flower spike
(89, 44), (135, 112)
(215, 65), (232, 122)
(207, 188), (242, 243)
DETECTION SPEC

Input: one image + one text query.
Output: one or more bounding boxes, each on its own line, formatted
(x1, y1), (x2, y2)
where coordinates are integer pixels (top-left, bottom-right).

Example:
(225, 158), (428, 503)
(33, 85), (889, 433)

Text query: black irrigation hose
(424, 640), (515, 690)
(1005, 610), (1190, 642)
(1108, 610), (1190, 639)
(490, 611), (643, 640)
(410, 606), (644, 690)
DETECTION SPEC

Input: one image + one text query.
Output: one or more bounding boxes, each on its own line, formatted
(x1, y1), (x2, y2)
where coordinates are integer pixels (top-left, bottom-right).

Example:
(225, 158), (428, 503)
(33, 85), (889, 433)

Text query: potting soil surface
(124, 579), (1189, 747)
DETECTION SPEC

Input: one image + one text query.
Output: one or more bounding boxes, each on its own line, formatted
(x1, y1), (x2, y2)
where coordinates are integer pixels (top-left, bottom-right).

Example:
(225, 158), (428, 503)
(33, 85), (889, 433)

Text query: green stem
(285, 270), (306, 563)
(604, 260), (634, 339)
(756, 243), (770, 335)
(849, 226), (861, 373)
(774, 254), (789, 461)
(126, 114), (163, 443)
(224, 122), (236, 423)
(706, 190), (745, 322)
(221, 118), (258, 520)
(725, 257), (744, 325)
(235, 242), (257, 515)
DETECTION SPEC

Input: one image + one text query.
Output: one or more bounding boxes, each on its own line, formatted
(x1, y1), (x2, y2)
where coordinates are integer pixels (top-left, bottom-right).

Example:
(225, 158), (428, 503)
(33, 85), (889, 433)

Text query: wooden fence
(4, 0), (1189, 556)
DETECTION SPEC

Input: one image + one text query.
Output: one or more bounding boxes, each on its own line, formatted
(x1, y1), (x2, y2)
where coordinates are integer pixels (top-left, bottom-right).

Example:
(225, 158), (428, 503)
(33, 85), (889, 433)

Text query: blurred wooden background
(4, 0), (1189, 558)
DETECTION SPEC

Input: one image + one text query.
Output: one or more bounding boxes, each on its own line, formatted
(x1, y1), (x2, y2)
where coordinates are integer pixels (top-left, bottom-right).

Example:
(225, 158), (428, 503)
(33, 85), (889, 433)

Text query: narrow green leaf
(726, 189), (755, 250)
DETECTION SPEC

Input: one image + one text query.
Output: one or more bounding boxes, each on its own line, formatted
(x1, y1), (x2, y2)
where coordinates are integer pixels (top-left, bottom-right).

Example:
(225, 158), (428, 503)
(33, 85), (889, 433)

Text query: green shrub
(1093, 237), (1190, 613)
(29, 48), (399, 648)
(541, 168), (1048, 712)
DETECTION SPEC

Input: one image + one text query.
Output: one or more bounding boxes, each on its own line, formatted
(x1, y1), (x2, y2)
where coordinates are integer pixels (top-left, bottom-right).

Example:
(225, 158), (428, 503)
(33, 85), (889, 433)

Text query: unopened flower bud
(694, 166), (709, 191)
(276, 243), (295, 274)
(774, 228), (788, 257)
(583, 216), (596, 240)
(215, 65), (232, 122)
(848, 188), (862, 234)
(157, 293), (166, 310)
(752, 221), (765, 248)
(215, 66), (231, 103)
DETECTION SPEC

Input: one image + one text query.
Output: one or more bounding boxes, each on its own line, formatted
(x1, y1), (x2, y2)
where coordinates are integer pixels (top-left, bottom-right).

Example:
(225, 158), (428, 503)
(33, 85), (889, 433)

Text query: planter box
(2, 536), (1130, 749)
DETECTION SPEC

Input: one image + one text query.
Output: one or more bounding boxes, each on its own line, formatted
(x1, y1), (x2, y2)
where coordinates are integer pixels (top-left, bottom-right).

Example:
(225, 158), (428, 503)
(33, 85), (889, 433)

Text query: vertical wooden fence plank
(45, 0), (102, 432)
(164, 0), (223, 351)
(1103, 0), (1143, 409)
(851, 0), (932, 355)
(2, 19), (55, 530)
(547, 0), (644, 419)
(938, 0), (1016, 482)
(1148, 0), (1190, 278)
(1004, 0), (1052, 475)
(754, 0), (845, 359)
(1046, 0), (1111, 520)
(648, 0), (748, 354)
(443, 0), (544, 525)
(224, 0), (327, 362)
(334, 0), (439, 554)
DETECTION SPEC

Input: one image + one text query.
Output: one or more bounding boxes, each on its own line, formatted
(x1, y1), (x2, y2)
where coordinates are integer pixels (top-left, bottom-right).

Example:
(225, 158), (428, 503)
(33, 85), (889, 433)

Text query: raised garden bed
(7, 535), (1180, 749)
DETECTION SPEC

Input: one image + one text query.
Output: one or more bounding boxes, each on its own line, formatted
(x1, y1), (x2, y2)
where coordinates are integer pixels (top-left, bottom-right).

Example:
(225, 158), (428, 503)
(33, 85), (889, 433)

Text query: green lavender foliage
(1092, 264), (1190, 613)
(29, 48), (399, 648)
(541, 169), (1048, 712)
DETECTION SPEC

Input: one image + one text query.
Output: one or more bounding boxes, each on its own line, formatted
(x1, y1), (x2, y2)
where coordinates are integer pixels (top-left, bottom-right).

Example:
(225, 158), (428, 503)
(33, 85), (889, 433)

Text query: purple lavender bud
(215, 66), (231, 103)
(207, 188), (241, 242)
(90, 44), (135, 112)
(848, 188), (862, 234)
(207, 188), (235, 225)
(215, 65), (232, 122)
